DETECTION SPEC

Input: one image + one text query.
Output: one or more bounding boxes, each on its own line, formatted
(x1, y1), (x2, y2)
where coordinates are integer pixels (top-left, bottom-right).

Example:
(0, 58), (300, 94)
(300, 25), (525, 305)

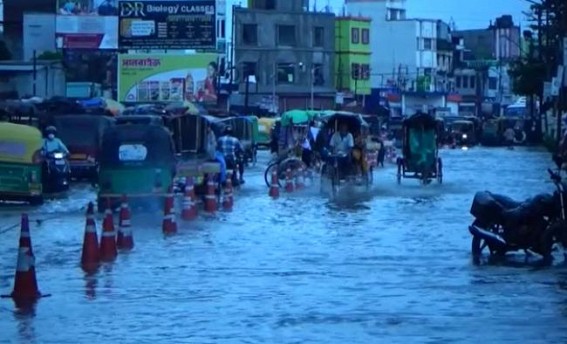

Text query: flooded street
(2, 147), (567, 343)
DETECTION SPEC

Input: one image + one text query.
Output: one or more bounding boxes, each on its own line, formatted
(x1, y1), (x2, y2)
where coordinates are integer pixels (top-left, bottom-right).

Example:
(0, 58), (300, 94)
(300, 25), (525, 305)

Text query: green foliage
(0, 40), (12, 60)
(508, 58), (546, 96)
(36, 51), (62, 60)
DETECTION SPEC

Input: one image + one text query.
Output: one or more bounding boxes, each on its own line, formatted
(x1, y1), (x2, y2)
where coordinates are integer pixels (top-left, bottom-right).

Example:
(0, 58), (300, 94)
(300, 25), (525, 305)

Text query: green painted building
(335, 16), (372, 96)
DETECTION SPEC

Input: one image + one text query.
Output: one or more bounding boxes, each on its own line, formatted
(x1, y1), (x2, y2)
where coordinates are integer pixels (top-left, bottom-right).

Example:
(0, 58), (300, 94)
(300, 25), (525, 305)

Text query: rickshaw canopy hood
(403, 112), (437, 130)
(280, 109), (318, 126)
(100, 124), (175, 165)
(0, 122), (43, 164)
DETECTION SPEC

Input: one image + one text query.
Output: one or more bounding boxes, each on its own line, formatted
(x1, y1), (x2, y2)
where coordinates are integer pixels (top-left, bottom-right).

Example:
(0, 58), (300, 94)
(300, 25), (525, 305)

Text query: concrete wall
(23, 13), (56, 61)
(234, 8), (335, 95)
(1, 63), (66, 98)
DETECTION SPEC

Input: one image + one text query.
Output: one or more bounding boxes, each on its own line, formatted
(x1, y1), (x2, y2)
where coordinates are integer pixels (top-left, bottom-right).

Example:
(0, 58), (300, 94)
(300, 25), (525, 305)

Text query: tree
(36, 51), (62, 60)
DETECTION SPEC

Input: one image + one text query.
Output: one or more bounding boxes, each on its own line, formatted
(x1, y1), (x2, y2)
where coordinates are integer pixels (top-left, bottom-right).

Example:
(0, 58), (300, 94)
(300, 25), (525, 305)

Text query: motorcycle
(43, 151), (71, 193)
(468, 158), (567, 261)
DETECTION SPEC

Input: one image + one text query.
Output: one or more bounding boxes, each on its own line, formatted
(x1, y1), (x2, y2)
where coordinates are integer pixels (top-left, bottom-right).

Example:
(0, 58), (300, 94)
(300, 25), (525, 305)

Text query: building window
(361, 28), (369, 44)
(242, 62), (257, 82)
(463, 75), (469, 88)
(241, 24), (257, 45)
(456, 76), (461, 88)
(351, 63), (360, 79)
(265, 0), (276, 10)
(470, 76), (476, 89)
(277, 63), (295, 83)
(488, 77), (497, 90)
(423, 38), (432, 50)
(277, 25), (296, 46)
(217, 19), (226, 39)
(351, 28), (359, 44)
(312, 63), (324, 85)
(360, 64), (370, 79)
(313, 27), (324, 47)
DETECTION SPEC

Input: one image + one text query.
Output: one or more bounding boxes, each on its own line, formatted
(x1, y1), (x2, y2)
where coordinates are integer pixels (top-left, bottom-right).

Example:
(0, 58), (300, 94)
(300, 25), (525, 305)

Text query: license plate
(71, 154), (87, 159)
(55, 160), (66, 165)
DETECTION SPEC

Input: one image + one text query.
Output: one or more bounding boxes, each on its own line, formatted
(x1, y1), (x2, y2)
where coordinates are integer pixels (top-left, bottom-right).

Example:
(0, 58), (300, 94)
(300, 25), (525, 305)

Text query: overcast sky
(317, 0), (530, 30)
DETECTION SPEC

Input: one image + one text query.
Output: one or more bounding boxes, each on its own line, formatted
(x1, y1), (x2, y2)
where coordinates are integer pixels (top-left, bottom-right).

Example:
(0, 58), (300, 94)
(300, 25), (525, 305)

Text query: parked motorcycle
(43, 151), (71, 193)
(468, 158), (567, 261)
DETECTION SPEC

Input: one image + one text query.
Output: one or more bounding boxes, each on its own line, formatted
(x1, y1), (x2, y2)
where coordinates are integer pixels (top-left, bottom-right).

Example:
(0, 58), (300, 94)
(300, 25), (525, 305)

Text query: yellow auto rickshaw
(258, 116), (279, 147)
(0, 122), (44, 205)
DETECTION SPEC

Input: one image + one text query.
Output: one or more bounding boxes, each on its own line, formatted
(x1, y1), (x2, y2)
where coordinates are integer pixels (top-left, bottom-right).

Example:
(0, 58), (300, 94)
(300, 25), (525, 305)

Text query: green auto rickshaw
(0, 122), (44, 204)
(97, 123), (177, 212)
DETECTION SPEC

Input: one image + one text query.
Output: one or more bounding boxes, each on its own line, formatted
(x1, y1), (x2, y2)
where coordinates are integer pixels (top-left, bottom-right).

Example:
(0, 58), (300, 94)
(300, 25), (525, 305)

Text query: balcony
(436, 39), (453, 52)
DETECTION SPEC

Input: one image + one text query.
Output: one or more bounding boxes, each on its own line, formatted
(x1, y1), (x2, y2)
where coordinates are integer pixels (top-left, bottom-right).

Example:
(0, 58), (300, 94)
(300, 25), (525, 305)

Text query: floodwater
(1, 147), (567, 344)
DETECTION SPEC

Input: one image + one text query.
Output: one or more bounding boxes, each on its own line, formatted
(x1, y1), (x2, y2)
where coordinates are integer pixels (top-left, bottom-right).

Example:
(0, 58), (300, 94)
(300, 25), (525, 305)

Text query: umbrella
(102, 98), (125, 116)
(280, 109), (314, 126)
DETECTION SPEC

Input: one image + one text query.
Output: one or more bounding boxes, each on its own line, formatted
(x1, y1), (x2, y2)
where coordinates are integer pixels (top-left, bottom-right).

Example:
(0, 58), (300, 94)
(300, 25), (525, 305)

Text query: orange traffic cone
(99, 199), (117, 261)
(181, 178), (197, 220)
(2, 214), (45, 304)
(222, 172), (233, 211)
(204, 173), (217, 213)
(81, 202), (99, 273)
(269, 169), (280, 199)
(162, 186), (177, 234)
(285, 168), (294, 193)
(117, 195), (133, 250)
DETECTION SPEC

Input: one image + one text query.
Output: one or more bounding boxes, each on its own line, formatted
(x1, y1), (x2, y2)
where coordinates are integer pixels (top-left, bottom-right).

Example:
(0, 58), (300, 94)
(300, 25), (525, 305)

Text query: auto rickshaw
(97, 123), (177, 212)
(50, 114), (115, 182)
(258, 116), (279, 147)
(0, 122), (44, 205)
(397, 111), (442, 184)
(449, 120), (477, 146)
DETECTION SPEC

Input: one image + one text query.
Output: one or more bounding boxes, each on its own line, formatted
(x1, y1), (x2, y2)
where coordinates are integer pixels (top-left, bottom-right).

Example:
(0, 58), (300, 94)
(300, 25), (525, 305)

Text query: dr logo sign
(119, 2), (146, 17)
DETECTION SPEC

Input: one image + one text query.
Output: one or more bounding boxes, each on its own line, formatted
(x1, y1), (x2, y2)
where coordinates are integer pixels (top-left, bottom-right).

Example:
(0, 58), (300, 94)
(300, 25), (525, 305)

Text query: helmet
(224, 126), (233, 136)
(45, 126), (57, 135)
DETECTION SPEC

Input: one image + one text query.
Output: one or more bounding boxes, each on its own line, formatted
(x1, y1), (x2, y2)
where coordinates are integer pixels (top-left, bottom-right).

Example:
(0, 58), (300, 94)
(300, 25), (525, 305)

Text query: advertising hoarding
(56, 15), (118, 49)
(57, 0), (118, 16)
(117, 0), (216, 50)
(118, 54), (218, 103)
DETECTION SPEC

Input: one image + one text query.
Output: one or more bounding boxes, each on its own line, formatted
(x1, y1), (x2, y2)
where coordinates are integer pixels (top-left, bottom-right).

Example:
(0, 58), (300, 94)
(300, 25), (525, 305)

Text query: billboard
(117, 0), (216, 50)
(56, 15), (118, 49)
(57, 0), (118, 16)
(118, 54), (218, 103)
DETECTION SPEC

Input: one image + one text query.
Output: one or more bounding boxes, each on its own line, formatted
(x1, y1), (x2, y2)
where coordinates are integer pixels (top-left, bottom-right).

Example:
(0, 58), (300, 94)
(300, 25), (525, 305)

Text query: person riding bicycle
(328, 123), (354, 179)
(42, 126), (69, 156)
(217, 126), (245, 185)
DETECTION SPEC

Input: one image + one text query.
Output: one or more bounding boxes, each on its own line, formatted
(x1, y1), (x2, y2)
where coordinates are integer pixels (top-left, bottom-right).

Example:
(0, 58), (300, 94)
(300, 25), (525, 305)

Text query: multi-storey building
(232, 0), (335, 112)
(335, 16), (371, 98)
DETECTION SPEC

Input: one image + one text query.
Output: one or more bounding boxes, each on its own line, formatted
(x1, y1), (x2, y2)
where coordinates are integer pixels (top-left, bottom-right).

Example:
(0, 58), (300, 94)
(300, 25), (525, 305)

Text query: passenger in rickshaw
(301, 120), (320, 167)
(352, 134), (369, 176)
(217, 126), (245, 184)
(205, 124), (227, 184)
(328, 123), (354, 179)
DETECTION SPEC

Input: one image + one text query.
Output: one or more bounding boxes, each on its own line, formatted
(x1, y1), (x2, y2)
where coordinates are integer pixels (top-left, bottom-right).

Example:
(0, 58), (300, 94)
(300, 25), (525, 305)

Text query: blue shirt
(217, 135), (243, 160)
(43, 138), (69, 154)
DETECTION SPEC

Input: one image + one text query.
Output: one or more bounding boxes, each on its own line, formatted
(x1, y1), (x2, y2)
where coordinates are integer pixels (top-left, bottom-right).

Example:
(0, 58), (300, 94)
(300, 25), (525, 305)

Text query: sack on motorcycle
(470, 191), (505, 220)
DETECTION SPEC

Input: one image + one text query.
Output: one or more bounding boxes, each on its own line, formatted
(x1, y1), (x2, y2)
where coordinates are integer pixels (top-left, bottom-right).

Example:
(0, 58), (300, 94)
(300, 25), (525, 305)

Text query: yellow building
(335, 16), (371, 95)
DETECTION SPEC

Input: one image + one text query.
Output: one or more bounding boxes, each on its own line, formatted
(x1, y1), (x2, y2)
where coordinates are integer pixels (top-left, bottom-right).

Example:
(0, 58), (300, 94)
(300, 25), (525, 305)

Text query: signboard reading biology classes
(117, 0), (216, 50)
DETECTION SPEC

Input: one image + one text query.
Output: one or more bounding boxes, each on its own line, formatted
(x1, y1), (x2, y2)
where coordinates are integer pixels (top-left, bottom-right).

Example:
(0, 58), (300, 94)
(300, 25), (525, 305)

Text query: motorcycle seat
(470, 191), (522, 221)
(501, 193), (555, 226)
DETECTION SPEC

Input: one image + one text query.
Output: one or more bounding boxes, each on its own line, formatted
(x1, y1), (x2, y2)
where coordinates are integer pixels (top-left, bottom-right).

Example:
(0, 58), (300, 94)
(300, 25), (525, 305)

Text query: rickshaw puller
(217, 126), (245, 184)
(329, 123), (354, 179)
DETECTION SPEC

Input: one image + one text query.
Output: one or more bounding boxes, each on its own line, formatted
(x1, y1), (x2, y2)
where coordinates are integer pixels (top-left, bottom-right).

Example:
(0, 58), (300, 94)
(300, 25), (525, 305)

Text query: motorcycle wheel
(471, 222), (506, 259)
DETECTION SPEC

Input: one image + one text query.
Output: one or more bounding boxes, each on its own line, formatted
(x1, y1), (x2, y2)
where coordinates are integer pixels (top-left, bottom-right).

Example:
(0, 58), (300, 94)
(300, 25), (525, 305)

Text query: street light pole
(310, 67), (314, 110)
(272, 62), (276, 113)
